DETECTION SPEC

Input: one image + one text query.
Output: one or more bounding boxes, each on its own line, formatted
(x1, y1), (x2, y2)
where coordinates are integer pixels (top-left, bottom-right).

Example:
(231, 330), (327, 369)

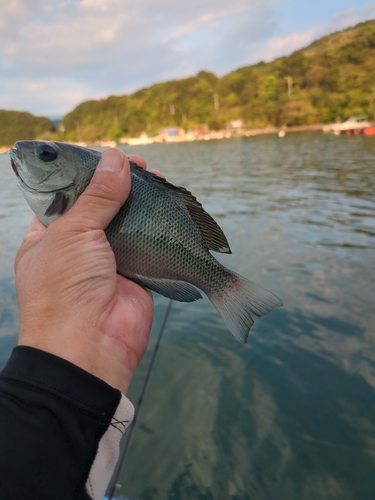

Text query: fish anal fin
(129, 274), (202, 303)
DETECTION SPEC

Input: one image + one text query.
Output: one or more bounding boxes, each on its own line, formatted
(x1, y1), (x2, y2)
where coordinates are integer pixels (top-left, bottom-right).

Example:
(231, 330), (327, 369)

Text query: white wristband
(85, 394), (134, 500)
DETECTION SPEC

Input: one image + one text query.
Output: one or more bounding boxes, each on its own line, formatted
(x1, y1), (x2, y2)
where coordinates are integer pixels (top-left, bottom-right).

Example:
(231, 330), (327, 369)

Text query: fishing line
(107, 298), (173, 500)
(108, 187), (208, 500)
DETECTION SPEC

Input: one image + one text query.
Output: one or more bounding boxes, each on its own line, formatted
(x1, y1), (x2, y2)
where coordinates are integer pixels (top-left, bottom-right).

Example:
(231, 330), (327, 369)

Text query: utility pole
(213, 92), (219, 111)
(285, 76), (293, 97)
(75, 121), (81, 141)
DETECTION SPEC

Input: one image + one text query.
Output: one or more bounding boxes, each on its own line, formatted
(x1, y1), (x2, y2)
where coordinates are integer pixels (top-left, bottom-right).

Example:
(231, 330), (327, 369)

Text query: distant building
(226, 119), (245, 131)
(157, 127), (185, 140)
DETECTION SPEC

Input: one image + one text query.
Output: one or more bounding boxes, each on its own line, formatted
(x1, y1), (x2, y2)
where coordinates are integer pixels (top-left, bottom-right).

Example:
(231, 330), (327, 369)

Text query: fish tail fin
(207, 270), (283, 343)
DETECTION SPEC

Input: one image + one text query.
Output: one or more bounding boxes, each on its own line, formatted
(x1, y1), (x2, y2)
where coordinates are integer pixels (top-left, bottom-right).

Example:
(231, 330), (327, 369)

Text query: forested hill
(62, 19), (375, 141)
(2, 19), (375, 145)
(0, 110), (53, 147)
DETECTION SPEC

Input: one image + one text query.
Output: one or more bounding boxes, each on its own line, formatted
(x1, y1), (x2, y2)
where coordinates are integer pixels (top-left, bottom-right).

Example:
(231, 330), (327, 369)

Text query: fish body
(10, 141), (282, 342)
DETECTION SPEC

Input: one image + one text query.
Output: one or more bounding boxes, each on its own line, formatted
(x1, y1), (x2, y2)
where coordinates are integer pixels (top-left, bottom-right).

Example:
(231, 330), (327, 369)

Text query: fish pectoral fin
(130, 274), (203, 302)
(44, 191), (70, 217)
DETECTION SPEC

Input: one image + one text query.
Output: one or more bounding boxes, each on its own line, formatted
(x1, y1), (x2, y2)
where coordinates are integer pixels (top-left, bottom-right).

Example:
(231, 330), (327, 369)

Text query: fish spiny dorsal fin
(175, 187), (232, 254)
(130, 162), (231, 254)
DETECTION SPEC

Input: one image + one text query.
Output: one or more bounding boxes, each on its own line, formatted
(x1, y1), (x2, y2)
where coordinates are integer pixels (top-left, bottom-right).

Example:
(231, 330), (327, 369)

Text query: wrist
(18, 325), (135, 394)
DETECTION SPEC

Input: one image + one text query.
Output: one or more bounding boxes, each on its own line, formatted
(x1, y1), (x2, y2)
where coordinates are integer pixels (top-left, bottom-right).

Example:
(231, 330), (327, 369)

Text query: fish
(10, 140), (282, 343)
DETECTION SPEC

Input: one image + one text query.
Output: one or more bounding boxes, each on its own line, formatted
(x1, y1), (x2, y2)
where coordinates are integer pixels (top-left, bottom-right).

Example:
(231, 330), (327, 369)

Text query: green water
(0, 133), (374, 499)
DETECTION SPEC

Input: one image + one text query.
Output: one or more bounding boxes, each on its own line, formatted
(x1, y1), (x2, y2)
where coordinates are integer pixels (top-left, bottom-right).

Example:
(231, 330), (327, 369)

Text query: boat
(323, 115), (373, 135)
(120, 132), (155, 146)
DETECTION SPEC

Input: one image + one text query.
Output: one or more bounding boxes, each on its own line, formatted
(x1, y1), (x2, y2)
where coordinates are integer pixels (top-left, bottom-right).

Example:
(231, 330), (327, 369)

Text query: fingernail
(98, 149), (123, 172)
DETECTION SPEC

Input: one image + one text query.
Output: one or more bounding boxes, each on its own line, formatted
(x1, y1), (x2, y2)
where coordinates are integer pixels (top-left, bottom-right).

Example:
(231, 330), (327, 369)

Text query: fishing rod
(107, 299), (173, 500)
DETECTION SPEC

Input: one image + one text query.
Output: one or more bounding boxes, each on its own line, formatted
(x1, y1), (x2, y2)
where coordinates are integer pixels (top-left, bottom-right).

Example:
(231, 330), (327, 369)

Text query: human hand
(14, 149), (156, 394)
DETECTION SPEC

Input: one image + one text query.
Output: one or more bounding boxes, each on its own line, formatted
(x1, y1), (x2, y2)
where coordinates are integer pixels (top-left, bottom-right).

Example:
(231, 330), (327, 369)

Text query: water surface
(0, 133), (374, 499)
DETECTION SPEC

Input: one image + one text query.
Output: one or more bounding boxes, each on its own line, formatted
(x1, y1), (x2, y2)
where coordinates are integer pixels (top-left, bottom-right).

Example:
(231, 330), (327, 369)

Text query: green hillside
(2, 19), (375, 145)
(61, 19), (375, 141)
(0, 110), (53, 146)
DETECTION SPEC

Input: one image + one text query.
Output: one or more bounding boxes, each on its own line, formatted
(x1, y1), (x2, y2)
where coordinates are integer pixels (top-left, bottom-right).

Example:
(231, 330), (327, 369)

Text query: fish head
(10, 140), (100, 225)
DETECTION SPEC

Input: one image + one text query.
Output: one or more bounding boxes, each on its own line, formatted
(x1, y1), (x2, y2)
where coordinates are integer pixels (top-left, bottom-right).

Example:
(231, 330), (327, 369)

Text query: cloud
(0, 75), (94, 117)
(0, 0), (279, 114)
(248, 3), (375, 64)
(2, 0), (271, 72)
(26, 82), (47, 90)
(0, 0), (374, 116)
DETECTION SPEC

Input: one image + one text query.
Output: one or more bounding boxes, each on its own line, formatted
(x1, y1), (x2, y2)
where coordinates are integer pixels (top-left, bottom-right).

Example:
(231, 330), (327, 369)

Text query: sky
(1, 0), (375, 117)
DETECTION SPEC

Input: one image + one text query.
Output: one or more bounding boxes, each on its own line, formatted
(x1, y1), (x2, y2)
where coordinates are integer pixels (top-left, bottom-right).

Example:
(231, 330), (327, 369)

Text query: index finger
(27, 215), (46, 234)
(128, 153), (165, 178)
(128, 154), (147, 170)
(15, 216), (46, 272)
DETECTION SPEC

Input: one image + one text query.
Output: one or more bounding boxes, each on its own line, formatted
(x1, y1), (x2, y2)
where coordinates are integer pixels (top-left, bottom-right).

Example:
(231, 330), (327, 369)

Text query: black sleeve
(0, 345), (121, 500)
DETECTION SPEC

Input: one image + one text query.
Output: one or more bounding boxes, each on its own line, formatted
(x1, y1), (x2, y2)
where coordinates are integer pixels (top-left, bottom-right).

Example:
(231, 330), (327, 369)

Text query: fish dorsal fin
(130, 162), (231, 254)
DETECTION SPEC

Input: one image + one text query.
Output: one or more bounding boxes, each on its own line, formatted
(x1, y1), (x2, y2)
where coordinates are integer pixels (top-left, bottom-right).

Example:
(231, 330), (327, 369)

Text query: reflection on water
(0, 133), (374, 499)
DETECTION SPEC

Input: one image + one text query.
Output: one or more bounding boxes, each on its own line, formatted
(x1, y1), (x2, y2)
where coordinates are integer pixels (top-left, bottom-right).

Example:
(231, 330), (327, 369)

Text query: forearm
(0, 346), (134, 500)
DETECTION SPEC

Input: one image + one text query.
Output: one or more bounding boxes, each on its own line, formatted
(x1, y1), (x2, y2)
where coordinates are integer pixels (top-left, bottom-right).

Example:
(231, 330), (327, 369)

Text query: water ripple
(0, 134), (374, 499)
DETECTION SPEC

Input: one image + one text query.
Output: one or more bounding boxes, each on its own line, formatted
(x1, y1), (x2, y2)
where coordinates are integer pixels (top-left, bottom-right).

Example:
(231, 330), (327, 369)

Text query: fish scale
(10, 140), (282, 342)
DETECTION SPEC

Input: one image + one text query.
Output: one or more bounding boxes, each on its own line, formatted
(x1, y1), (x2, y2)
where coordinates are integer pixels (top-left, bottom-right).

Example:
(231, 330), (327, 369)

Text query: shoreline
(119, 124), (325, 146)
(0, 124), (333, 152)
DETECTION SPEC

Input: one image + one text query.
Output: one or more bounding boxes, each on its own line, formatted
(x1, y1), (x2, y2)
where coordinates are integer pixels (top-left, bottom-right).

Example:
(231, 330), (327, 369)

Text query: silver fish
(10, 141), (282, 342)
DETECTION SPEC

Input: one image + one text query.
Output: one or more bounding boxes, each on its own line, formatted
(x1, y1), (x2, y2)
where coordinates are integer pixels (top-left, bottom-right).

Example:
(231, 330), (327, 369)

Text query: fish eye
(37, 143), (58, 162)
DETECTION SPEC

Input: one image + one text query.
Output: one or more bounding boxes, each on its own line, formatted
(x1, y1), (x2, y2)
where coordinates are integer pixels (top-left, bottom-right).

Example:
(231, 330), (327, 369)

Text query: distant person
(0, 149), (155, 499)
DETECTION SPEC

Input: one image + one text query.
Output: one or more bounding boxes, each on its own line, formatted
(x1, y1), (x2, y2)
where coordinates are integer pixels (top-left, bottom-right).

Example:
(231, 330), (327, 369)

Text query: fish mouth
(10, 148), (74, 194)
(11, 157), (21, 180)
(10, 150), (28, 188)
(10, 147), (30, 189)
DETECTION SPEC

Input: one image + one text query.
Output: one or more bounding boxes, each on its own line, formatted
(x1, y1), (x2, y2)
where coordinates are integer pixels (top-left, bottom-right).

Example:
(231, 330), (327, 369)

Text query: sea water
(0, 133), (374, 500)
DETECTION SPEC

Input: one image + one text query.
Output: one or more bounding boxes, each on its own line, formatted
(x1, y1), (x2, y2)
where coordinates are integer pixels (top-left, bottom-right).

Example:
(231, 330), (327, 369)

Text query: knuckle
(90, 180), (119, 201)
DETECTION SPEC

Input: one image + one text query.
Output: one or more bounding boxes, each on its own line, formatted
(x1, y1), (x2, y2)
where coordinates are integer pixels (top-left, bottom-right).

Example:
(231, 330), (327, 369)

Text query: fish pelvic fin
(44, 190), (70, 217)
(207, 271), (283, 343)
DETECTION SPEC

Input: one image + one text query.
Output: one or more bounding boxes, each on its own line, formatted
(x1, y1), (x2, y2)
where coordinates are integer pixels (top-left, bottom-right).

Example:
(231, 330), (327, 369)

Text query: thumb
(64, 148), (130, 232)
